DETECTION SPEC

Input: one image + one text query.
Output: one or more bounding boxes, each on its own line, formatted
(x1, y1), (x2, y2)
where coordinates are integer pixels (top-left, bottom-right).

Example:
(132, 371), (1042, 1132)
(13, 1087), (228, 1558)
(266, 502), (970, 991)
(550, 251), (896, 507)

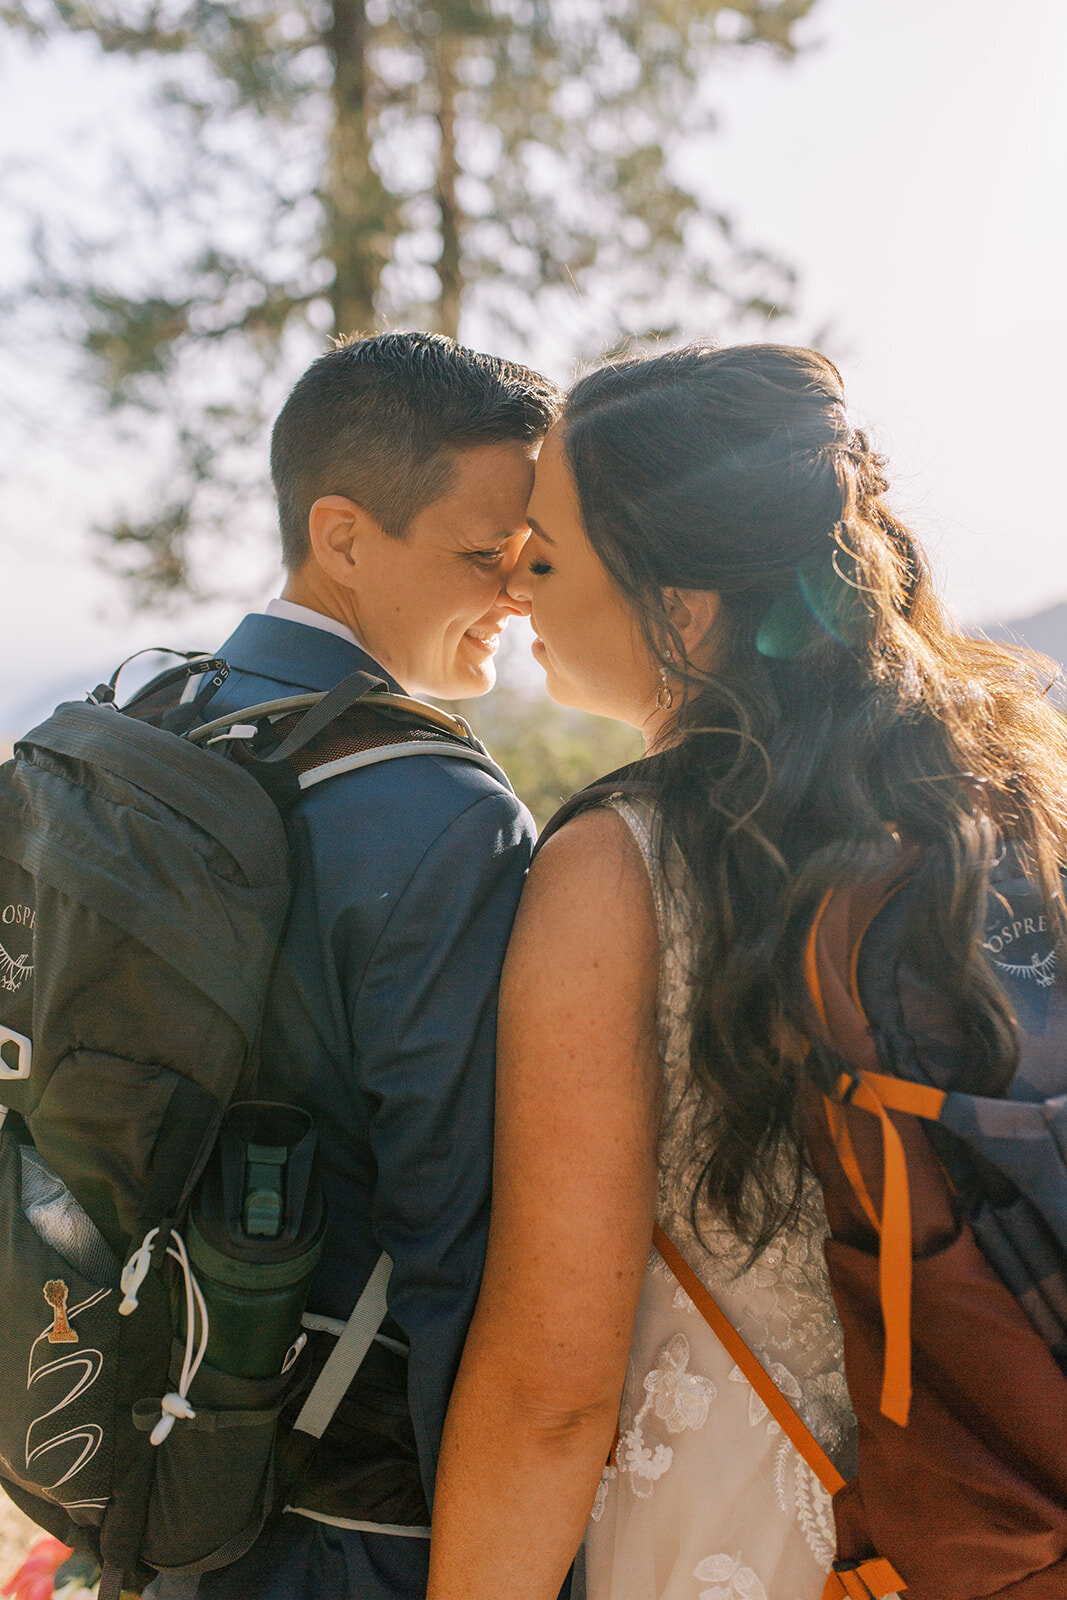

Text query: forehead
(449, 437), (538, 497)
(528, 421), (582, 530)
(436, 438), (537, 519)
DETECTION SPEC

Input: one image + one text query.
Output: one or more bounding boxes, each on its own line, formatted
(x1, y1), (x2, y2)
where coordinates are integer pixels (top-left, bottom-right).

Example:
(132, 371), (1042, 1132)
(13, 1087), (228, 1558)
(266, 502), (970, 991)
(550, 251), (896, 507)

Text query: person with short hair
(152, 330), (560, 1600)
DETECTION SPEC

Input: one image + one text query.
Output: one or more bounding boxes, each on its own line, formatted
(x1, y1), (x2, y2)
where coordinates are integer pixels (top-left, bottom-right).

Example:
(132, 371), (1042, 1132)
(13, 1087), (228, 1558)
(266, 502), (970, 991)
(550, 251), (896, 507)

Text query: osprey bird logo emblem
(0, 941), (33, 994)
(992, 947), (1058, 989)
(44, 1281), (78, 1345)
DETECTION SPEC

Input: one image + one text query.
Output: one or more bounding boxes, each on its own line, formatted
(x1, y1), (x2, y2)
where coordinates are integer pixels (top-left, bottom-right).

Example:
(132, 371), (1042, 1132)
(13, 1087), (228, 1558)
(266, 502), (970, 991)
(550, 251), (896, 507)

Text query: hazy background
(2, 0), (1065, 754)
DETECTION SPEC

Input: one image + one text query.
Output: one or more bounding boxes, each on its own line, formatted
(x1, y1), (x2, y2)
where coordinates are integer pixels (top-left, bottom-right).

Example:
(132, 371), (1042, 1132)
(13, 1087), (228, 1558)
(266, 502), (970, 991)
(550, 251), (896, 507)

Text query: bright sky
(1, 0), (1065, 731)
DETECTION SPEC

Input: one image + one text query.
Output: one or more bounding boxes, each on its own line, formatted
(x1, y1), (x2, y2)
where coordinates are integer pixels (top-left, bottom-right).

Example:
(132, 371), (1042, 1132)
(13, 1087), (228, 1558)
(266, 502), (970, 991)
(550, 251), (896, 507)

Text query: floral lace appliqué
(693, 1552), (769, 1600)
(726, 1363), (836, 1565)
(615, 1334), (717, 1498)
(647, 1334), (718, 1432)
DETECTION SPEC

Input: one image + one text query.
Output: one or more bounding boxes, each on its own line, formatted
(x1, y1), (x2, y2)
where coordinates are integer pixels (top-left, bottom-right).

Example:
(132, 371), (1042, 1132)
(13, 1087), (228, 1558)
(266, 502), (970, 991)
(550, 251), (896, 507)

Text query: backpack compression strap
(291, 1252), (393, 1440)
(653, 1226), (905, 1600)
(803, 873), (946, 1432)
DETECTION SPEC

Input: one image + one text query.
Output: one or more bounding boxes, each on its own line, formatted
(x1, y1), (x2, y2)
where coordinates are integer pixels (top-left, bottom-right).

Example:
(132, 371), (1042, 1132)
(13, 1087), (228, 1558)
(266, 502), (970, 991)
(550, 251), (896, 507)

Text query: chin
(540, 665), (584, 713)
(454, 666), (496, 700)
(422, 663), (496, 702)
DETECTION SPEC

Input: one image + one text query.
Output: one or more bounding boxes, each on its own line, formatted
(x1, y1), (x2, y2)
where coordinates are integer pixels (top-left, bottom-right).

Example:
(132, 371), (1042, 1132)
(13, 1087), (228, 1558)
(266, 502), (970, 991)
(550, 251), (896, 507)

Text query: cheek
(449, 567), (499, 623)
(541, 578), (643, 688)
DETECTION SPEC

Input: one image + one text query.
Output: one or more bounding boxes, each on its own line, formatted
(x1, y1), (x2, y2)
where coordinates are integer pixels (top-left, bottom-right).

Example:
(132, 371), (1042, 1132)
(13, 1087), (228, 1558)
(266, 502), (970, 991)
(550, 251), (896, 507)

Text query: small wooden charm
(43, 1280), (78, 1344)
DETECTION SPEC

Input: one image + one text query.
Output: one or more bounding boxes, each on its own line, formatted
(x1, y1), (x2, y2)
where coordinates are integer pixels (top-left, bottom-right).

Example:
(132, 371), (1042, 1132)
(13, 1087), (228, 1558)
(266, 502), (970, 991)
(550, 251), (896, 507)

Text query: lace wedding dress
(580, 800), (856, 1600)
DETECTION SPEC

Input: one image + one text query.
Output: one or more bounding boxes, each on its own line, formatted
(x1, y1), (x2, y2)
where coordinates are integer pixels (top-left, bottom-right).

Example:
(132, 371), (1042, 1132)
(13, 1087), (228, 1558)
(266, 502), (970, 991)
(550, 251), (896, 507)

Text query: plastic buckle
(0, 1024), (32, 1080)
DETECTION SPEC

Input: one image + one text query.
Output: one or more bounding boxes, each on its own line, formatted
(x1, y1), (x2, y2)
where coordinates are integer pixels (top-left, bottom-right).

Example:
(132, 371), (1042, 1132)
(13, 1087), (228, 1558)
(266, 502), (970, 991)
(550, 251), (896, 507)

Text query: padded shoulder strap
(533, 756), (658, 857)
(186, 683), (511, 790)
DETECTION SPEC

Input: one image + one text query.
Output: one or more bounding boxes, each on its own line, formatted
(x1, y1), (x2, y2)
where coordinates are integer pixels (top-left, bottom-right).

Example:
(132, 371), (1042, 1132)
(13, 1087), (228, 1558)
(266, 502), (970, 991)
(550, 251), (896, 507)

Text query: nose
(504, 540), (534, 610)
(497, 533), (531, 615)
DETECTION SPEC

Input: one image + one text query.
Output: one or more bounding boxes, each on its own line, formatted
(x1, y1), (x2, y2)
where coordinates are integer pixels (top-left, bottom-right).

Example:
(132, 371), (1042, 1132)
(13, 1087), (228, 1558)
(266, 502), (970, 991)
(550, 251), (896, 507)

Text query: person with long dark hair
(424, 345), (1067, 1600)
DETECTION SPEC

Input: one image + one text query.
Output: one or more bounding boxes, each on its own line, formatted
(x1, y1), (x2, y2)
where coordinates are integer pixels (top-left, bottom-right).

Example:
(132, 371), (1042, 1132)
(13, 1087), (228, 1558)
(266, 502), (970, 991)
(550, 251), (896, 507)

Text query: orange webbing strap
(825, 1071), (946, 1429)
(824, 1098), (881, 1233)
(805, 888), (835, 1030)
(848, 1071), (946, 1122)
(652, 1227), (906, 1600)
(823, 1557), (906, 1600)
(652, 1226), (845, 1495)
(805, 886), (948, 1428)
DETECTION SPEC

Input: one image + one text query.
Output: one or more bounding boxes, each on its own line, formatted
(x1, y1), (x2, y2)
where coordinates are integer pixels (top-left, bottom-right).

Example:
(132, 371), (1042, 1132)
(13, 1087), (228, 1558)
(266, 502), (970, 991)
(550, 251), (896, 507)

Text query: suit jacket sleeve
(348, 785), (535, 1507)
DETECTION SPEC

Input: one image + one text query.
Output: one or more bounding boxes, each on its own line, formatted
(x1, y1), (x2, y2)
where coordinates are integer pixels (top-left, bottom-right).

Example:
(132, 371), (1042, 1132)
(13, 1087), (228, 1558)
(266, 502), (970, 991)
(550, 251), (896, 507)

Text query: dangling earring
(657, 663), (674, 711)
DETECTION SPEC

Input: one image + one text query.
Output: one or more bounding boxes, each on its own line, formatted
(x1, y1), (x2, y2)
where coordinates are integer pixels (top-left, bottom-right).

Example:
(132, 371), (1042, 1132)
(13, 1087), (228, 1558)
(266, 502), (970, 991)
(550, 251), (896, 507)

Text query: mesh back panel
(280, 705), (461, 776)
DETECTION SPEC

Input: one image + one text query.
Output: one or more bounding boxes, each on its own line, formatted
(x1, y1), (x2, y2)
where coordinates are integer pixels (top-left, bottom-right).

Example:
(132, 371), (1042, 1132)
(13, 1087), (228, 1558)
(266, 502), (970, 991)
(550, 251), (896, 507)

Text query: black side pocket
(0, 1124), (120, 1530)
(279, 1333), (430, 1530)
(136, 1344), (300, 1573)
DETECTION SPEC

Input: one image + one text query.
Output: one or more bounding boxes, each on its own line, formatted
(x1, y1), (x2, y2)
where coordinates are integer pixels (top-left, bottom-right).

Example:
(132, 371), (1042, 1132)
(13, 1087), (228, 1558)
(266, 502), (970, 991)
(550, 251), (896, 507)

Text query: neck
(280, 566), (362, 638)
(641, 704), (679, 754)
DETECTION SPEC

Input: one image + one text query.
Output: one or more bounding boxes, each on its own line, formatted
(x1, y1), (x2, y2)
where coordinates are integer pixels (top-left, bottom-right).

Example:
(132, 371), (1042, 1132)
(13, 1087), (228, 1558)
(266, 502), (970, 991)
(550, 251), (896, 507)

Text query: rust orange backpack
(795, 847), (1067, 1600)
(539, 778), (1067, 1600)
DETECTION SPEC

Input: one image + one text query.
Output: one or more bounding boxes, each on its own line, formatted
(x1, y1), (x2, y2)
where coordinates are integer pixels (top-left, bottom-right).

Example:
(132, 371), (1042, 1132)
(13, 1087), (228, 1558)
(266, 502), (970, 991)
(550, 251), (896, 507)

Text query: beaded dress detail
(581, 799), (855, 1600)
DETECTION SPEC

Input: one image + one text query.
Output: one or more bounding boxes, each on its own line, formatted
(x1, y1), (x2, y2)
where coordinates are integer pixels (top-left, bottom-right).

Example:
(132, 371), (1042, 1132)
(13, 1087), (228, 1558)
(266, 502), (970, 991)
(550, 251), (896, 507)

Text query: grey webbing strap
(97, 1563), (123, 1600)
(293, 1251), (393, 1439)
(298, 740), (512, 793)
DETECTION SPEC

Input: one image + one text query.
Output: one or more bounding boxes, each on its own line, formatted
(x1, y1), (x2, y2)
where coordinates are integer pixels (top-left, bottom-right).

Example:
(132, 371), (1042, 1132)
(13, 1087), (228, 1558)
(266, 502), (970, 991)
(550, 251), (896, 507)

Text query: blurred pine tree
(1, 0), (817, 602)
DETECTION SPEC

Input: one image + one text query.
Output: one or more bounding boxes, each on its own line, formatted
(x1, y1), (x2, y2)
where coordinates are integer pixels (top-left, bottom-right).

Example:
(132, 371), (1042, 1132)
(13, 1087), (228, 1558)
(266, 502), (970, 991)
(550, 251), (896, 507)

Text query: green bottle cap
(243, 1143), (287, 1237)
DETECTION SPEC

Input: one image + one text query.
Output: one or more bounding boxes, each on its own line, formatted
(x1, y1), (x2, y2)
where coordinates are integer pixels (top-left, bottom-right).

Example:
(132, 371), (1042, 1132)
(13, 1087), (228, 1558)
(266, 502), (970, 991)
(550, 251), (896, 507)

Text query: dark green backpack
(0, 655), (506, 1599)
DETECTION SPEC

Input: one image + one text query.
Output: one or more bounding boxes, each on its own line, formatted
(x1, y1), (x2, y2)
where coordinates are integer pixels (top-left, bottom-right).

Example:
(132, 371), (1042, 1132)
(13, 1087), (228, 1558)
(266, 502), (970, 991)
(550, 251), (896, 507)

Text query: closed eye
(529, 558), (553, 576)
(466, 547), (506, 566)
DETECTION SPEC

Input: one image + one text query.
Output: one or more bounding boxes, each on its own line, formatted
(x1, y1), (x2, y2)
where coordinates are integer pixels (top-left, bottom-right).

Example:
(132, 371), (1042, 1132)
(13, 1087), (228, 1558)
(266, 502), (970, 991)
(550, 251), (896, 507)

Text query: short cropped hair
(271, 331), (562, 568)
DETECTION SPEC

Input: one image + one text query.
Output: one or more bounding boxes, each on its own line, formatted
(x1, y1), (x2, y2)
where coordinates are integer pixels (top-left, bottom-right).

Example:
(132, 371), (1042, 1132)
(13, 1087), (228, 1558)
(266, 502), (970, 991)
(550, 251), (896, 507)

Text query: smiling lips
(465, 626), (503, 654)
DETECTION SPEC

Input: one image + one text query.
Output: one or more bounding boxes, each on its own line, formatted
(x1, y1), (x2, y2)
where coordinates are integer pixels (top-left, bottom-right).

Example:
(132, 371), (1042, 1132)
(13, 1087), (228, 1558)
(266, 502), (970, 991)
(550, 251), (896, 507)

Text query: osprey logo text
(983, 911), (1059, 988)
(0, 941), (32, 994)
(1, 903), (35, 930)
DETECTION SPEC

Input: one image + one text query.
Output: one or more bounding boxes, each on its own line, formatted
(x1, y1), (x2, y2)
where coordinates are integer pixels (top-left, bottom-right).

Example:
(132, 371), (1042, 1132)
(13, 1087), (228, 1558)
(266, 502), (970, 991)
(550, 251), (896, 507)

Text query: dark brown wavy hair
(563, 344), (1067, 1255)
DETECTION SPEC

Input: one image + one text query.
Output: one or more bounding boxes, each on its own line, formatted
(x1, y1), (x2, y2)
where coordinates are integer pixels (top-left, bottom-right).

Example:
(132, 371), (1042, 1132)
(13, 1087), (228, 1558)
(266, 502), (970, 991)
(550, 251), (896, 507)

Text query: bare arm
(427, 807), (662, 1600)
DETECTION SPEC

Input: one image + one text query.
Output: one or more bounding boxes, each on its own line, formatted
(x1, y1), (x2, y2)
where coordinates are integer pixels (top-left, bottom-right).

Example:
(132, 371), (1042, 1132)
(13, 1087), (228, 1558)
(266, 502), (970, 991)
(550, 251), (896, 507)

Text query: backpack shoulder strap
(185, 677), (514, 796)
(297, 739), (509, 793)
(532, 756), (660, 857)
(652, 1225), (845, 1496)
(652, 1225), (905, 1600)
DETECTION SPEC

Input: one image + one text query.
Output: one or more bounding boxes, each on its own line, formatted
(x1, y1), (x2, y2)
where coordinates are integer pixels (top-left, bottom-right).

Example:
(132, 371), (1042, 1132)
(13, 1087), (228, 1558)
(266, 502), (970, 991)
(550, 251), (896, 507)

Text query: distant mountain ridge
(978, 599), (1067, 674)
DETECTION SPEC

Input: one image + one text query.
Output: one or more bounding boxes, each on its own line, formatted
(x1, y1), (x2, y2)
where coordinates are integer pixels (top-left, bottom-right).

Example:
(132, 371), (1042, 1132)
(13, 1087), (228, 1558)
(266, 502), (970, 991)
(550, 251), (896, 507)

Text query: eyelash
(529, 559), (553, 576)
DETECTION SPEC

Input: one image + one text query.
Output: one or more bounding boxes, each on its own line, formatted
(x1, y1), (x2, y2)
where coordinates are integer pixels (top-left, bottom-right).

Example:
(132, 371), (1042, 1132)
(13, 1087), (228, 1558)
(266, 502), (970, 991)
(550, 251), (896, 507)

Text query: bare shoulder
(532, 802), (651, 889)
(507, 804), (658, 975)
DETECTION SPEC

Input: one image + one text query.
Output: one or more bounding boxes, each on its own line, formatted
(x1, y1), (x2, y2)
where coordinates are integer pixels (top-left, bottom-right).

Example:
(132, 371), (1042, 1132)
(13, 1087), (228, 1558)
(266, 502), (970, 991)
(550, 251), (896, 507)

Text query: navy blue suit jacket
(186, 613), (536, 1600)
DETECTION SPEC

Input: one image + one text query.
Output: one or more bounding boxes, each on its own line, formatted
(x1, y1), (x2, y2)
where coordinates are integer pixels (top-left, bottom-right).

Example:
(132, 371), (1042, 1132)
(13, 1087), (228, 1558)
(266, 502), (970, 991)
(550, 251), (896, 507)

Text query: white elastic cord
(119, 1227), (158, 1315)
(281, 1330), (307, 1375)
(119, 1226), (211, 1446)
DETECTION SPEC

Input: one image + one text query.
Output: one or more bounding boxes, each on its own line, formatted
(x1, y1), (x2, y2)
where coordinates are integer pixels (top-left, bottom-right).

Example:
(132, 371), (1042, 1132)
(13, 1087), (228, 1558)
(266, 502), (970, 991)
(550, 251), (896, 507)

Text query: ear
(663, 587), (721, 662)
(307, 495), (382, 587)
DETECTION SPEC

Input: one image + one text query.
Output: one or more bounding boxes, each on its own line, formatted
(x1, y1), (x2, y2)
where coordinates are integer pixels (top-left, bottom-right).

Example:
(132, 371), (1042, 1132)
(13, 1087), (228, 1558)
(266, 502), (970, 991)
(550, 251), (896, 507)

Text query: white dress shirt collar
(264, 597), (367, 655)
